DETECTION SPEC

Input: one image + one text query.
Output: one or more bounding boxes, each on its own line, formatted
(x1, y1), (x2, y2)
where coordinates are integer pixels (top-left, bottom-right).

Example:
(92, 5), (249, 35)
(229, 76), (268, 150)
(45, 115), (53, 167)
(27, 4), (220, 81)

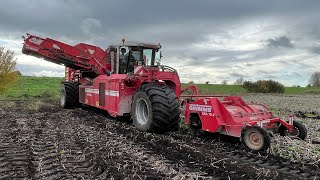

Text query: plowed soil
(0, 100), (319, 180)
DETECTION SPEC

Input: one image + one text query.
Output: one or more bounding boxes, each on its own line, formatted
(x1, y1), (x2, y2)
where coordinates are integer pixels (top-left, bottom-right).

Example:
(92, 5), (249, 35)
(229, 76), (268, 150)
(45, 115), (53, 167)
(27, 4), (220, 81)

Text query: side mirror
(120, 47), (127, 55)
(108, 46), (116, 51)
(160, 51), (163, 58)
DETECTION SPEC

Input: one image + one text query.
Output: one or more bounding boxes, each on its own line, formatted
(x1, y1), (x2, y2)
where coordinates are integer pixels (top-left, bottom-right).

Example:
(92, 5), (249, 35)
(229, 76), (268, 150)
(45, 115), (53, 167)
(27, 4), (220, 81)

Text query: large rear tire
(132, 84), (180, 133)
(60, 82), (79, 109)
(278, 120), (307, 140)
(241, 126), (270, 153)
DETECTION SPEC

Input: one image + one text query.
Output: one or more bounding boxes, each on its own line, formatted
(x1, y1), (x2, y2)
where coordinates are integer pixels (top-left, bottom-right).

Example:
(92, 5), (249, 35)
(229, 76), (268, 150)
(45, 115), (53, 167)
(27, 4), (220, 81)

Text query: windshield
(143, 49), (161, 65)
(118, 46), (161, 74)
(155, 50), (161, 65)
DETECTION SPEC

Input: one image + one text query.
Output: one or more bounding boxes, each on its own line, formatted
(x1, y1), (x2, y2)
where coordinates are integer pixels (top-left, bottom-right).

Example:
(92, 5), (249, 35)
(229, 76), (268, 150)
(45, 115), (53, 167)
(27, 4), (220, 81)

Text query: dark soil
(0, 100), (319, 180)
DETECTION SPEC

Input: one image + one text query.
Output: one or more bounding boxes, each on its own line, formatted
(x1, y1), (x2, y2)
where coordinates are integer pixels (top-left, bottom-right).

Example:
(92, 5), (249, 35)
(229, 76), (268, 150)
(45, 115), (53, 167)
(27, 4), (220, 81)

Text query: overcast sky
(0, 0), (319, 86)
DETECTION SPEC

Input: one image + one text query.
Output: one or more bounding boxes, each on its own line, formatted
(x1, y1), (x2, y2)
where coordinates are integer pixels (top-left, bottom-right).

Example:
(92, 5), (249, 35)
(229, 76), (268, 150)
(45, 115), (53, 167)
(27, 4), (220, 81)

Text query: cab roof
(114, 41), (161, 49)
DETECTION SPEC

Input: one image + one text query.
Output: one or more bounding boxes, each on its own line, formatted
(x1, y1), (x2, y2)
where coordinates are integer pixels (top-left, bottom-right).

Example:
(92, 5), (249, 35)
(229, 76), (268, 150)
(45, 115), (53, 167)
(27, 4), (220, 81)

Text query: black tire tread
(279, 120), (307, 140)
(134, 84), (180, 133)
(61, 82), (80, 109)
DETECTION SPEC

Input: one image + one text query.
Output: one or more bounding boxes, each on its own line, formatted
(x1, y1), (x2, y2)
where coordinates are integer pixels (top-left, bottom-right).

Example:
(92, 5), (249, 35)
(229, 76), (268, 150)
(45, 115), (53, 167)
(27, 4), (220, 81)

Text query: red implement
(183, 96), (307, 152)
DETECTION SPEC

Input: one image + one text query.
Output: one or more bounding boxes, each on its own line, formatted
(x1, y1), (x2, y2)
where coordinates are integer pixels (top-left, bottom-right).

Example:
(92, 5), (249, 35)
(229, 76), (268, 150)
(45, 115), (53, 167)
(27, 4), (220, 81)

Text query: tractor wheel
(132, 84), (180, 133)
(60, 82), (79, 109)
(73, 82), (81, 108)
(241, 126), (270, 153)
(278, 120), (307, 140)
(188, 114), (202, 135)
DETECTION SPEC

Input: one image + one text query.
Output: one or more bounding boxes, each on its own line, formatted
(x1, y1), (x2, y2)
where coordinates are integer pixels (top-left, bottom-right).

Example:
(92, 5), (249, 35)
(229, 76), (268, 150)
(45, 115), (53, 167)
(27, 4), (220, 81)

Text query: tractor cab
(106, 40), (181, 99)
(112, 41), (162, 74)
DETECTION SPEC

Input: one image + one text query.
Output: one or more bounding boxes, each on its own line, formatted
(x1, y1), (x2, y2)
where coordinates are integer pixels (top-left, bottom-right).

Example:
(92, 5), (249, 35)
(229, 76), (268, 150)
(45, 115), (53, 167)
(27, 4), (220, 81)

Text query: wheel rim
(60, 86), (66, 106)
(245, 130), (263, 150)
(136, 98), (149, 125)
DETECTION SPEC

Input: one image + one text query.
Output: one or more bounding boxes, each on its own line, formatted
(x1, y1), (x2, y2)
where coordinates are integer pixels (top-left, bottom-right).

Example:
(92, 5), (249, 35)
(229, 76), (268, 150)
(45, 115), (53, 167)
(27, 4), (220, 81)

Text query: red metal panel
(99, 83), (105, 106)
(108, 77), (119, 116)
(118, 84), (136, 116)
(79, 87), (85, 103)
(86, 74), (134, 117)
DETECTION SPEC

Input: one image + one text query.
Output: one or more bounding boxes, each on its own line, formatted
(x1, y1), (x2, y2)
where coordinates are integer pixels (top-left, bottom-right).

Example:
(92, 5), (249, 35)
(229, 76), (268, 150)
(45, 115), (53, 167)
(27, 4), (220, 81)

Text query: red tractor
(22, 34), (181, 133)
(22, 34), (307, 152)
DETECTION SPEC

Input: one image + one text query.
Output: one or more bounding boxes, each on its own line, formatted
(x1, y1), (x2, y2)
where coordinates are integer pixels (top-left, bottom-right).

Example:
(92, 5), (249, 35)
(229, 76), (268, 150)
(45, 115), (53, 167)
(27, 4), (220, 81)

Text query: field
(0, 76), (320, 179)
(3, 76), (320, 100)
(2, 76), (63, 99)
(180, 83), (320, 95)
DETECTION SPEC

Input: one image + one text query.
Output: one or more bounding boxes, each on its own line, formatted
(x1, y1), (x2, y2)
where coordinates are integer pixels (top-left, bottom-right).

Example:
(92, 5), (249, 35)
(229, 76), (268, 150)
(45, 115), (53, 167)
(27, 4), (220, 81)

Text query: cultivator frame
(181, 85), (307, 152)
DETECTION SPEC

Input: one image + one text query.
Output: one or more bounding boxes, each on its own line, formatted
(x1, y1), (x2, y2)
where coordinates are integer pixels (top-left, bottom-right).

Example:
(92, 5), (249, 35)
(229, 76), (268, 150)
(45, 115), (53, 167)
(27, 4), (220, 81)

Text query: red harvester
(22, 34), (307, 152)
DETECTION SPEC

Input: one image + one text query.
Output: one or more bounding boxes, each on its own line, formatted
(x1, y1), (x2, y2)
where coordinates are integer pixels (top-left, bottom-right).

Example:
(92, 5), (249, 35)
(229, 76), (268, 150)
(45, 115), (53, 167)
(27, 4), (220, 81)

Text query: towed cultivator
(181, 91), (307, 152)
(22, 34), (307, 152)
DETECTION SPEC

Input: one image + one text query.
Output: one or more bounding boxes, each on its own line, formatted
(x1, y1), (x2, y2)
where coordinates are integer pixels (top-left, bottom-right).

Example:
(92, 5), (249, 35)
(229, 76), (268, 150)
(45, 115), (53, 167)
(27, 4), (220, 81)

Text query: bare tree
(221, 80), (228, 85)
(234, 77), (244, 85)
(309, 72), (320, 87)
(0, 47), (18, 94)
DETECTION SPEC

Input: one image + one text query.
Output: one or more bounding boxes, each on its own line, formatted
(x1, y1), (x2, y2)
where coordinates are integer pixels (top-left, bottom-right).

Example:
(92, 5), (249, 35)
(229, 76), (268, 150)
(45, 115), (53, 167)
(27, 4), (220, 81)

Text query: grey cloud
(176, 48), (286, 69)
(265, 36), (294, 48)
(258, 70), (271, 74)
(1, 0), (320, 86)
(276, 71), (303, 78)
(229, 72), (247, 78)
(310, 46), (320, 54)
(80, 18), (102, 34)
(277, 60), (291, 65)
(176, 49), (259, 67)
(1, 1), (319, 43)
(262, 74), (277, 79)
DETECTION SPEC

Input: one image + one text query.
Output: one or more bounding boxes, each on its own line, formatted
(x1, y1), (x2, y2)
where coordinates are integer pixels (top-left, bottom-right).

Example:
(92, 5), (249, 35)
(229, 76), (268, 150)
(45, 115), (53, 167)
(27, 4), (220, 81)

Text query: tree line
(0, 47), (19, 94)
(235, 72), (320, 93)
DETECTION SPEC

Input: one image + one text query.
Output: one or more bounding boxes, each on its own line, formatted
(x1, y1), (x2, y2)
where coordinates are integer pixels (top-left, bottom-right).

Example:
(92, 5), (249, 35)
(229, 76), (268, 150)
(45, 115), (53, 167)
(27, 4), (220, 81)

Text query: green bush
(304, 89), (320, 94)
(242, 80), (284, 93)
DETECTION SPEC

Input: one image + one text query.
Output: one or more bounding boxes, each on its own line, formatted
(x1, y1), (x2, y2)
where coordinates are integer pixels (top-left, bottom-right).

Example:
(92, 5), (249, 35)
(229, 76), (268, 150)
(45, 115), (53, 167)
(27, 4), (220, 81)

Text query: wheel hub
(245, 130), (264, 150)
(60, 87), (66, 106)
(136, 98), (149, 125)
(285, 127), (299, 137)
(288, 127), (299, 136)
(249, 133), (262, 146)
